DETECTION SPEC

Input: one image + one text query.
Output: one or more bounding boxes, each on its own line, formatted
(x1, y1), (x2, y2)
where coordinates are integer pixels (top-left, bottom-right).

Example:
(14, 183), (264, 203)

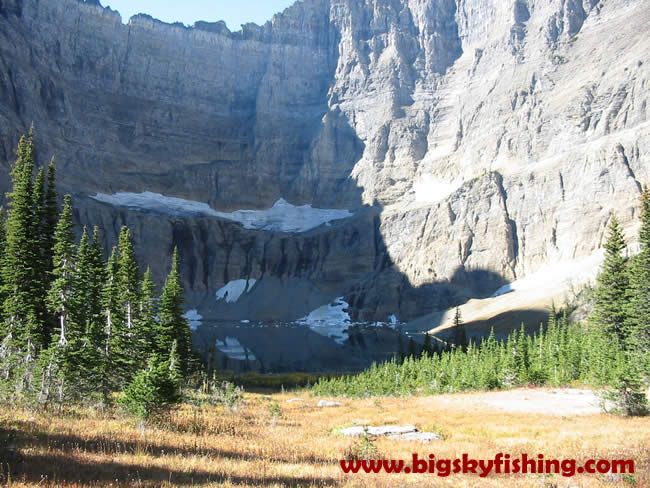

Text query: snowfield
(91, 192), (353, 232)
(215, 279), (257, 303)
(426, 249), (607, 335)
(297, 298), (352, 345)
(414, 176), (460, 204)
(490, 249), (605, 298)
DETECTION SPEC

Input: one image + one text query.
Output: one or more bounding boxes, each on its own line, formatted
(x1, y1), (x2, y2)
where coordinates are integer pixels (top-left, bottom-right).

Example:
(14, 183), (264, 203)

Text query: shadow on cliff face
(0, 0), (528, 373)
(431, 308), (551, 343)
(346, 264), (510, 324)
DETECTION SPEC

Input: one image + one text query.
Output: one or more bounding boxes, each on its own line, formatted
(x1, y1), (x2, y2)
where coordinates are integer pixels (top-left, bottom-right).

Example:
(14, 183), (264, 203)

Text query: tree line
(0, 130), (194, 413)
(315, 190), (650, 415)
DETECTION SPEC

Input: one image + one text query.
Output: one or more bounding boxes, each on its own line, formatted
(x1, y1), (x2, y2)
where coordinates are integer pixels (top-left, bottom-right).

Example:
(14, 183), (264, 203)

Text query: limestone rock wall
(0, 0), (647, 321)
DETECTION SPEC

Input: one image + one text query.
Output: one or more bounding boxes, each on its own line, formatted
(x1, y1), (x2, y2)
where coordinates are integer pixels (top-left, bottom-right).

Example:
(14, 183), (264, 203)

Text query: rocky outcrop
(0, 0), (648, 325)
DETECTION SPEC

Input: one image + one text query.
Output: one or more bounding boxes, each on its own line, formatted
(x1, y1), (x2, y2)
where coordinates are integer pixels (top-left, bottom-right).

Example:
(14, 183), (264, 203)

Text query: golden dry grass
(1, 388), (648, 487)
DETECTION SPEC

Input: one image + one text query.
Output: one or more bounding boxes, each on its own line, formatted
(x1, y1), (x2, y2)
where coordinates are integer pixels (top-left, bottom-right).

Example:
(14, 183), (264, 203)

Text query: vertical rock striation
(0, 0), (647, 322)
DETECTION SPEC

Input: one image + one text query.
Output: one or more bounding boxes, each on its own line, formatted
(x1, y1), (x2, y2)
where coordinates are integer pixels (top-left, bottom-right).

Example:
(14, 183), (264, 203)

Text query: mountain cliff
(0, 0), (647, 330)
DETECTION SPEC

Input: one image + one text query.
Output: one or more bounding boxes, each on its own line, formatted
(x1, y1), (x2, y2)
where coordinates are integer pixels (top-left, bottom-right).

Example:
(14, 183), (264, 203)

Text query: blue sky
(101, 1), (298, 30)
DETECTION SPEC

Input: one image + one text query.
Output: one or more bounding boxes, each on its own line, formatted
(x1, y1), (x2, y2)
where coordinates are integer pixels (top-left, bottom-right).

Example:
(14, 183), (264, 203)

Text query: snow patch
(297, 298), (351, 345)
(215, 279), (257, 303)
(91, 192), (353, 232)
(217, 337), (256, 361)
(491, 250), (605, 298)
(414, 177), (460, 204)
(183, 309), (203, 331)
(92, 191), (218, 217)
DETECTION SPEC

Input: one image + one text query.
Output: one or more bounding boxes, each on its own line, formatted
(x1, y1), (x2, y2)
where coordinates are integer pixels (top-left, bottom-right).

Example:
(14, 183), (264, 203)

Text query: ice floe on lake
(215, 279), (257, 303)
(297, 298), (351, 345)
(91, 192), (353, 232)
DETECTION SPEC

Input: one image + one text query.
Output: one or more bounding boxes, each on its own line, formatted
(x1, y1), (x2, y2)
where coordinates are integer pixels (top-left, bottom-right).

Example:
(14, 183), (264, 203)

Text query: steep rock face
(74, 198), (385, 319)
(0, 0), (648, 323)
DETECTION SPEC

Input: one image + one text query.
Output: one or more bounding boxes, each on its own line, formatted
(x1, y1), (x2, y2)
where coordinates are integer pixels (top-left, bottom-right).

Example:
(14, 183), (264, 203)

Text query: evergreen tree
(407, 337), (418, 358)
(46, 195), (78, 348)
(0, 208), (6, 324)
(167, 339), (183, 386)
(43, 158), (58, 275)
(118, 353), (181, 419)
(103, 227), (143, 382)
(625, 187), (650, 370)
(1, 133), (42, 364)
(396, 333), (405, 363)
(31, 167), (46, 261)
(157, 247), (192, 376)
(135, 267), (157, 365)
(612, 187), (650, 415)
(40, 195), (89, 404)
(422, 332), (434, 356)
(117, 227), (140, 331)
(452, 307), (468, 352)
(590, 216), (628, 341)
(453, 306), (462, 327)
(102, 247), (124, 391)
(73, 227), (106, 397)
(76, 228), (104, 337)
(30, 167), (50, 335)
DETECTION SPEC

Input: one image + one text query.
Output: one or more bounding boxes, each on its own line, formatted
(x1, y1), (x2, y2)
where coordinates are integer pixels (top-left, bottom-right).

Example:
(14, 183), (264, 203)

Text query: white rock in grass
(340, 425), (417, 437)
(388, 432), (441, 443)
(339, 425), (441, 443)
(317, 400), (343, 407)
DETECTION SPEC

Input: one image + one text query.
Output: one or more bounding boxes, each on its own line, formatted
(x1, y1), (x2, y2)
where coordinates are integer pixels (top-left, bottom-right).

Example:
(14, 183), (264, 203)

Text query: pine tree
(167, 339), (183, 387)
(30, 167), (50, 335)
(157, 247), (192, 376)
(39, 195), (89, 404)
(591, 216), (628, 342)
(43, 158), (58, 275)
(31, 167), (46, 258)
(422, 332), (434, 357)
(73, 227), (106, 397)
(1, 133), (42, 361)
(452, 307), (468, 352)
(118, 352), (181, 419)
(117, 227), (140, 331)
(102, 247), (124, 392)
(135, 267), (157, 365)
(397, 333), (405, 363)
(407, 337), (418, 358)
(613, 187), (650, 415)
(0, 208), (6, 325)
(46, 195), (78, 348)
(76, 228), (103, 336)
(103, 227), (142, 383)
(625, 187), (650, 371)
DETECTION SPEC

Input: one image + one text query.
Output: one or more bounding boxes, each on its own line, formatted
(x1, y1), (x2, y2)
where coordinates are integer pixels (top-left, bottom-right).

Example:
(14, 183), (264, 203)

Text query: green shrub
(119, 356), (180, 420)
(268, 399), (283, 423)
(344, 427), (380, 461)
